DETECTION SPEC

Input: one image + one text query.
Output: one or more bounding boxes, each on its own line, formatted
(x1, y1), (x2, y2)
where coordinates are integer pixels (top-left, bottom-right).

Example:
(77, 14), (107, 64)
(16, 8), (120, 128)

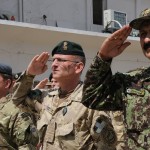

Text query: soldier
(0, 63), (40, 149)
(12, 41), (117, 150)
(82, 8), (150, 150)
(0, 63), (13, 109)
(48, 73), (59, 90)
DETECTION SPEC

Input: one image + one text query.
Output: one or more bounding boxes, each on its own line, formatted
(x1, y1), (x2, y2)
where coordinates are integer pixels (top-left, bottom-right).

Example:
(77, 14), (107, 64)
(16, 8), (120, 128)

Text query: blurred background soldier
(48, 73), (59, 90)
(0, 63), (40, 149)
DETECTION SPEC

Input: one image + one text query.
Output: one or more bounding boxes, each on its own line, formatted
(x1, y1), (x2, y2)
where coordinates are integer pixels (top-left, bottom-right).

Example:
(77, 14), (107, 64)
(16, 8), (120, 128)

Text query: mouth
(144, 48), (150, 54)
(52, 70), (59, 73)
(143, 43), (150, 52)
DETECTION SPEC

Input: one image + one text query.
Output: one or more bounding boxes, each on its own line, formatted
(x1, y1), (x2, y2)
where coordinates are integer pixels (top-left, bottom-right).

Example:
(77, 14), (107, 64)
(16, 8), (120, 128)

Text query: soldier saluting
(12, 41), (117, 150)
(82, 8), (150, 150)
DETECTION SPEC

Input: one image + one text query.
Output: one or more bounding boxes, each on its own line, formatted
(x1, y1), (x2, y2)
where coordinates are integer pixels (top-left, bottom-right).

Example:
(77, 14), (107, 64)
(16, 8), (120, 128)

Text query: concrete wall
(22, 0), (87, 31)
(0, 0), (18, 20)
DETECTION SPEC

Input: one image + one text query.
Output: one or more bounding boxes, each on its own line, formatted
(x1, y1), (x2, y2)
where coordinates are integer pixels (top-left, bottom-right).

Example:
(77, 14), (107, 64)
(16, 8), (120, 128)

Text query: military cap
(130, 8), (150, 30)
(0, 63), (12, 76)
(52, 41), (85, 57)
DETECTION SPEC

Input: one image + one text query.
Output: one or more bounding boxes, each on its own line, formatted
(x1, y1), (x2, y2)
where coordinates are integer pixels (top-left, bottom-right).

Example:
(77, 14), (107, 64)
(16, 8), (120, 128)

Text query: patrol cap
(51, 41), (85, 57)
(130, 8), (150, 30)
(0, 63), (12, 76)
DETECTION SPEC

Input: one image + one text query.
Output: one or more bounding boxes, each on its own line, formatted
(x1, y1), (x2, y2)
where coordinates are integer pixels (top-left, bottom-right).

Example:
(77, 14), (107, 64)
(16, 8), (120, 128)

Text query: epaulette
(124, 67), (146, 76)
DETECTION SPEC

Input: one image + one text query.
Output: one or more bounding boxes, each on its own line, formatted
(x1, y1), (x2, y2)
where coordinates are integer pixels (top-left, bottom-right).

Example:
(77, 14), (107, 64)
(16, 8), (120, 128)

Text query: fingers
(36, 52), (50, 64)
(118, 41), (131, 54)
(34, 78), (48, 89)
(39, 78), (48, 85)
(111, 25), (132, 42)
(31, 55), (40, 63)
(121, 26), (132, 42)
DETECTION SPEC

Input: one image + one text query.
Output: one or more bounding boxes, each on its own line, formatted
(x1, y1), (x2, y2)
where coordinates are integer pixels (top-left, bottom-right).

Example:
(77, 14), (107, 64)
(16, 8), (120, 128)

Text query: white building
(0, 0), (149, 80)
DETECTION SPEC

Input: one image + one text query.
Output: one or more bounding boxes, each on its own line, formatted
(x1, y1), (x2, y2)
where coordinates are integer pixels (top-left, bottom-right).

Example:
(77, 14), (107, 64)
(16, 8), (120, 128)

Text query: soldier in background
(82, 8), (150, 150)
(12, 41), (117, 150)
(48, 73), (59, 90)
(0, 63), (40, 149)
(33, 73), (59, 90)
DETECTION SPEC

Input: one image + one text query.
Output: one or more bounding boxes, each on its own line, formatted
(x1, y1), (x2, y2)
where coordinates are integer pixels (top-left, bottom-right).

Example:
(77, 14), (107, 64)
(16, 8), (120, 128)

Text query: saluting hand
(26, 52), (50, 76)
(34, 78), (49, 89)
(99, 25), (132, 60)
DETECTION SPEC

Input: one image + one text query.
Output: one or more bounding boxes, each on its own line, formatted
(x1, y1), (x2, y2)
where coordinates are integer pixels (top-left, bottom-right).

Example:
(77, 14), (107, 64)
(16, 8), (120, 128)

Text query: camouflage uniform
(0, 94), (40, 150)
(108, 111), (125, 150)
(12, 72), (117, 150)
(82, 56), (150, 150)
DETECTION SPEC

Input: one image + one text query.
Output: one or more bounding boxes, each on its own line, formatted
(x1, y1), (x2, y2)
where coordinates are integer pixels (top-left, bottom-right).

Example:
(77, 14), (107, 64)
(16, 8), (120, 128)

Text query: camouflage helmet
(130, 8), (150, 30)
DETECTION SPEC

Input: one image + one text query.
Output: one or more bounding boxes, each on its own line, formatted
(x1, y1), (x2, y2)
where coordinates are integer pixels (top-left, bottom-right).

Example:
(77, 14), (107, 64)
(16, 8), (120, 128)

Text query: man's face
(139, 24), (150, 58)
(0, 74), (9, 98)
(51, 78), (59, 89)
(51, 54), (80, 81)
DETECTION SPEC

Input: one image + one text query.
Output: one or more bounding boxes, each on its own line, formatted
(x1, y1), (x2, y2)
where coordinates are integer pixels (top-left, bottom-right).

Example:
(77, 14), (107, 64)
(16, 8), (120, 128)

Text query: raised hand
(99, 25), (132, 60)
(26, 52), (50, 76)
(34, 78), (49, 89)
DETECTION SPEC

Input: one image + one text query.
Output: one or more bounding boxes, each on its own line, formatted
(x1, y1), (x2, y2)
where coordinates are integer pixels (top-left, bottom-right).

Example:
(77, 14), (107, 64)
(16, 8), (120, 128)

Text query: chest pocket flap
(56, 123), (73, 136)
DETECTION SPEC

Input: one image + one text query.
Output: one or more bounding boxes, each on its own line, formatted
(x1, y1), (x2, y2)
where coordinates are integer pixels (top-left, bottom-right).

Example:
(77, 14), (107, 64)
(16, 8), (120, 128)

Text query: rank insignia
(62, 106), (67, 116)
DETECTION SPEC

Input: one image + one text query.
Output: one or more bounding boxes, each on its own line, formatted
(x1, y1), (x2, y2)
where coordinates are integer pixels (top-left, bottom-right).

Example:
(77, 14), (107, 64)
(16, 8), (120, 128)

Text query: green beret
(0, 63), (12, 76)
(130, 8), (150, 30)
(52, 41), (85, 57)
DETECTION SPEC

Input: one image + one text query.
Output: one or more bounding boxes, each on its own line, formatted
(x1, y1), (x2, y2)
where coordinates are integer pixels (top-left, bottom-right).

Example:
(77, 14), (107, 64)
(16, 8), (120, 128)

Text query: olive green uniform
(82, 56), (150, 150)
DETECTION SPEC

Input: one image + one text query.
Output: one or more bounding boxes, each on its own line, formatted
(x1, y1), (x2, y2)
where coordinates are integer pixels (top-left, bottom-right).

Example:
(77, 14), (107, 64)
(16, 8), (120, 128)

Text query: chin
(144, 52), (150, 59)
(143, 48), (150, 59)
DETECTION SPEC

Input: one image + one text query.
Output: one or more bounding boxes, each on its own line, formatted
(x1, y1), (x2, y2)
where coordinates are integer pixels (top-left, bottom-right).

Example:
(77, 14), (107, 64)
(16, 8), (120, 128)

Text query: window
(93, 0), (106, 25)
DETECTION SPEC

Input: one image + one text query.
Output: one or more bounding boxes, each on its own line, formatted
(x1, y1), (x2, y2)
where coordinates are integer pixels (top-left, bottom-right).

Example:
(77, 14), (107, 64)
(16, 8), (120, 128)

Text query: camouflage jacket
(12, 72), (117, 150)
(82, 56), (150, 150)
(0, 95), (40, 150)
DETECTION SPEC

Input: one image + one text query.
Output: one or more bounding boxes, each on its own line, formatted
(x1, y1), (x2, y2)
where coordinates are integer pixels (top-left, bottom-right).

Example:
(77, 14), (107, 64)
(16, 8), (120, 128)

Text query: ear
(4, 79), (12, 89)
(75, 62), (84, 74)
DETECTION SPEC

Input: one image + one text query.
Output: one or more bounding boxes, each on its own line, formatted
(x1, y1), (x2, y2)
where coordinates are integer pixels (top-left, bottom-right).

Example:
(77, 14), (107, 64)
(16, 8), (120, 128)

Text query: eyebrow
(48, 58), (79, 63)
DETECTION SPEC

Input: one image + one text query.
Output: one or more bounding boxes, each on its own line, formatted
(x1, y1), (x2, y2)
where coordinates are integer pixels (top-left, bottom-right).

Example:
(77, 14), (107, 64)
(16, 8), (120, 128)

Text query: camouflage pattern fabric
(108, 111), (125, 150)
(12, 72), (117, 150)
(0, 96), (39, 150)
(82, 55), (150, 150)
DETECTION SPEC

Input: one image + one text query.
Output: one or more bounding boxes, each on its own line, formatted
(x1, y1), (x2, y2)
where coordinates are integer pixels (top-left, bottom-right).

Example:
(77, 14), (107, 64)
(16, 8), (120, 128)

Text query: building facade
(0, 0), (150, 32)
(0, 0), (150, 80)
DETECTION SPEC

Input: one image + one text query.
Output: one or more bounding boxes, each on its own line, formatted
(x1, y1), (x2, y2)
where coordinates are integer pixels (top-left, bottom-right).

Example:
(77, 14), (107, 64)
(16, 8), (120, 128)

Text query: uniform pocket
(56, 123), (73, 136)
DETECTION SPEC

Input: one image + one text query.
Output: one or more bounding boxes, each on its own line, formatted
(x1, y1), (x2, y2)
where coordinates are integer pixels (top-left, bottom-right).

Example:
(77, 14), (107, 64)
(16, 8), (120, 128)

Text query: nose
(51, 59), (59, 69)
(144, 33), (150, 43)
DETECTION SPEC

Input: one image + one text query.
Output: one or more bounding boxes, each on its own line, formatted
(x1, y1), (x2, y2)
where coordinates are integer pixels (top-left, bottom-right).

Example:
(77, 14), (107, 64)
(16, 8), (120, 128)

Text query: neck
(59, 79), (80, 95)
(0, 92), (8, 99)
